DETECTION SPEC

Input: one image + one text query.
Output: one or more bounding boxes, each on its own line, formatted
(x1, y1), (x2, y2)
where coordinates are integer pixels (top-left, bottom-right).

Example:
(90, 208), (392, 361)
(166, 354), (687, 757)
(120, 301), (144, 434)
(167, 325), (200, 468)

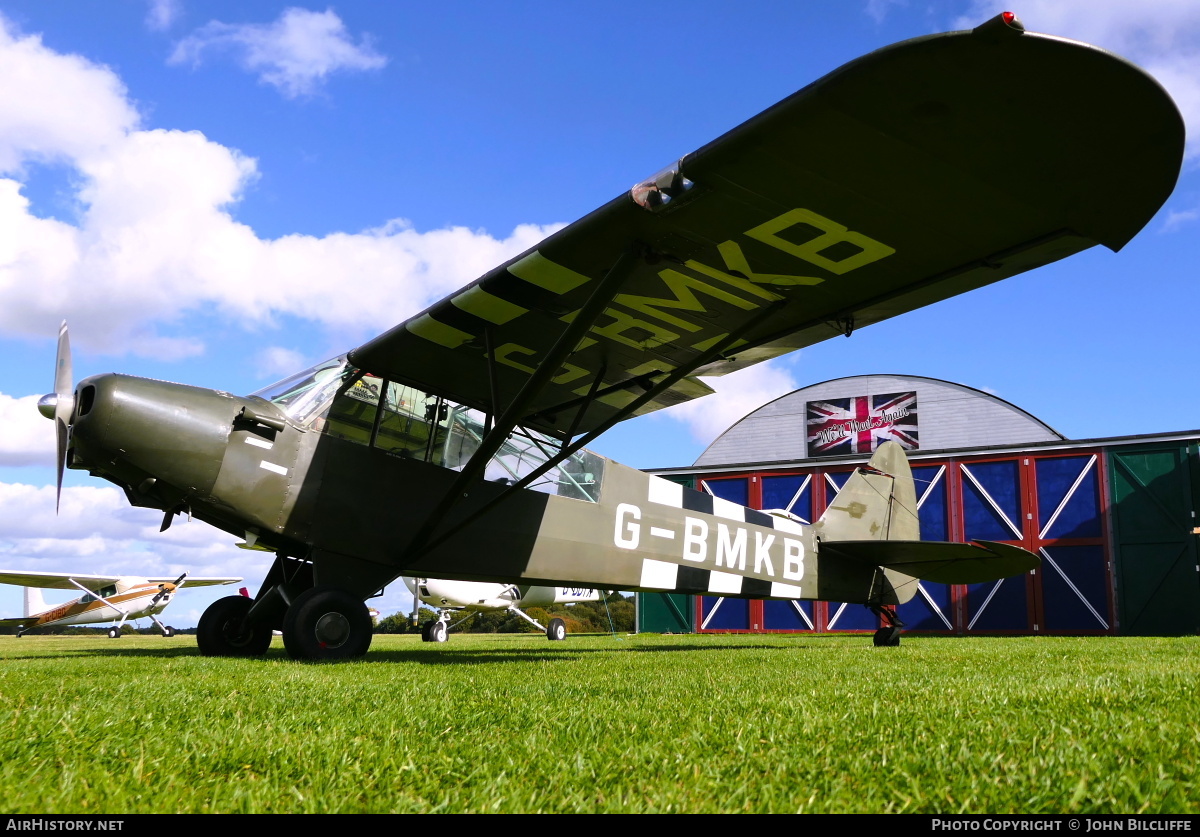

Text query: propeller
(37, 321), (74, 513)
(151, 572), (188, 607)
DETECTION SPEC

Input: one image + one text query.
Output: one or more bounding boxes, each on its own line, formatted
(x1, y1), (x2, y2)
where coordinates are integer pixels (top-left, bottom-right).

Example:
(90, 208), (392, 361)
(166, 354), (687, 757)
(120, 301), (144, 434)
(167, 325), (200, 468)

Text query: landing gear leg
(869, 605), (903, 647)
(149, 614), (175, 637)
(505, 604), (566, 641)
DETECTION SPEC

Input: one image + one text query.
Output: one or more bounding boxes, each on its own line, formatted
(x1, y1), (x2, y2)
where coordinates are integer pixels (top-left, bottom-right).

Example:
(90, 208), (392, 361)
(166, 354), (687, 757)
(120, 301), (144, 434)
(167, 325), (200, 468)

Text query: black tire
(162, 626), (176, 638)
(197, 595), (273, 657)
(872, 626), (901, 647)
(546, 617), (566, 641)
(282, 587), (373, 662)
(108, 627), (121, 639)
(421, 620), (436, 642)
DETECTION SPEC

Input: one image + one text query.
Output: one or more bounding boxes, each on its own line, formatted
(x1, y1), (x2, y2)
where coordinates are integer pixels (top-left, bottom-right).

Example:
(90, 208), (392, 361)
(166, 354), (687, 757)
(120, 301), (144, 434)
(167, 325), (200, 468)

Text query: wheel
(162, 626), (176, 638)
(421, 620), (437, 642)
(546, 617), (566, 641)
(430, 621), (448, 643)
(872, 626), (901, 647)
(282, 587), (373, 662)
(197, 595), (273, 657)
(108, 627), (121, 639)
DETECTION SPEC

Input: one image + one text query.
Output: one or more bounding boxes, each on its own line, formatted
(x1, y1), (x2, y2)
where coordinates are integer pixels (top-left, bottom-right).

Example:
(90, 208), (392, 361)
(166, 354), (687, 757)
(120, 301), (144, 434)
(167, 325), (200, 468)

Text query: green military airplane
(38, 13), (1184, 661)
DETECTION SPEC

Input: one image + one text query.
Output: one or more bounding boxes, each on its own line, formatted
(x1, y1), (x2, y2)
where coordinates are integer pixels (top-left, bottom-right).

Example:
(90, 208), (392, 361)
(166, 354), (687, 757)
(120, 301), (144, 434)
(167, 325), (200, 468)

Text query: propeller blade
(50, 321), (75, 514)
(55, 417), (68, 513)
(54, 320), (72, 400)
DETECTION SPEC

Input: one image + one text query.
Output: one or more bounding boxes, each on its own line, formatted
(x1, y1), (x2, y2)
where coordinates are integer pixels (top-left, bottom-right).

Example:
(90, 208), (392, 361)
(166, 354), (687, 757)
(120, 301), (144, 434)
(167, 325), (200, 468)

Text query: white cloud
(168, 7), (387, 98)
(955, 1), (1200, 161)
(0, 14), (558, 357)
(661, 361), (799, 446)
(0, 20), (138, 173)
(1162, 207), (1200, 231)
(864, 0), (906, 26)
(145, 0), (182, 32)
(257, 346), (308, 379)
(0, 393), (53, 467)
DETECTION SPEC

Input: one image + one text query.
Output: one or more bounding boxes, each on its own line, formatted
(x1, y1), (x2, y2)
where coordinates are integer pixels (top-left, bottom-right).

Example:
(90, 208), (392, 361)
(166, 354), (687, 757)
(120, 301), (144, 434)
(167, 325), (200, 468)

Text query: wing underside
(350, 20), (1182, 439)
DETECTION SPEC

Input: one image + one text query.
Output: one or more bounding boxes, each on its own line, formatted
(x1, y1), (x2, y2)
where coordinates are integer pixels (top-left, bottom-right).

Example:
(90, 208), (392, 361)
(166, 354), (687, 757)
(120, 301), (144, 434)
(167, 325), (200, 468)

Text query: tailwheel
(197, 595), (273, 657)
(546, 617), (566, 641)
(429, 621), (448, 643)
(282, 587), (373, 662)
(869, 604), (903, 647)
(872, 626), (901, 647)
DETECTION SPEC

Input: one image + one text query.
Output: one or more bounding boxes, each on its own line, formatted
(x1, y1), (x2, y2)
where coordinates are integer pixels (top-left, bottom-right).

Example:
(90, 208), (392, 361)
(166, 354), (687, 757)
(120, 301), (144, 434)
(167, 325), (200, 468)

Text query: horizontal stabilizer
(820, 539), (1038, 584)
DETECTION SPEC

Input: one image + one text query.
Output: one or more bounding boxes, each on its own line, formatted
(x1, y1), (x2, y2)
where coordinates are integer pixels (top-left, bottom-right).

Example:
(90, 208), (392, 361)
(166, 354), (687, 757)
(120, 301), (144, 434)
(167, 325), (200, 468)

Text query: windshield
(252, 356), (356, 424)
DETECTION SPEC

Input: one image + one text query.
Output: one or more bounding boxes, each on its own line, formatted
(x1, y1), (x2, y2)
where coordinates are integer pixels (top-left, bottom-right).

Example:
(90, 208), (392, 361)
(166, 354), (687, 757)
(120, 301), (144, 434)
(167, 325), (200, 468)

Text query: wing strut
(409, 296), (787, 560)
(401, 246), (645, 562)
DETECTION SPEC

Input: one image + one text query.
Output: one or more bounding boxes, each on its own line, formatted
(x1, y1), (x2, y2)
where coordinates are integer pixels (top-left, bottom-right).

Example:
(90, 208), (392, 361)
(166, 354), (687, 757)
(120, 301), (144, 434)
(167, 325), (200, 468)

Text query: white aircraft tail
(24, 586), (47, 617)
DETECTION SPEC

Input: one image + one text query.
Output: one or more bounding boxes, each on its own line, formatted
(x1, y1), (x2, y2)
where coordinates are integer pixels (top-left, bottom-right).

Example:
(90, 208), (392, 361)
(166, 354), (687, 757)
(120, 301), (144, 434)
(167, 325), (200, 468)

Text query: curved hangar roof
(694, 374), (1063, 467)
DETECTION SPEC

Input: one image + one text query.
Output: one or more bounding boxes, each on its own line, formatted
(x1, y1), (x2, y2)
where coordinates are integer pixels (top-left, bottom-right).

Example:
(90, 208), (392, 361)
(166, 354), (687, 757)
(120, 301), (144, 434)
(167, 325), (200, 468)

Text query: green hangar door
(1108, 444), (1200, 635)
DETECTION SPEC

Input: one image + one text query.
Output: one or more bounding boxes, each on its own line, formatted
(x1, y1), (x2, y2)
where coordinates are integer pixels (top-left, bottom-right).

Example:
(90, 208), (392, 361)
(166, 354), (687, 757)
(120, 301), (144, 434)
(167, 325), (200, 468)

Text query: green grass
(1, 633), (1196, 813)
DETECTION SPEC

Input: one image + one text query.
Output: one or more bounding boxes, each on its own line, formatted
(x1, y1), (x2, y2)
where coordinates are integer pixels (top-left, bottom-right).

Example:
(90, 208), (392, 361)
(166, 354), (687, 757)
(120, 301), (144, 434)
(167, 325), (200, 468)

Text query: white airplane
(404, 577), (601, 642)
(0, 570), (242, 638)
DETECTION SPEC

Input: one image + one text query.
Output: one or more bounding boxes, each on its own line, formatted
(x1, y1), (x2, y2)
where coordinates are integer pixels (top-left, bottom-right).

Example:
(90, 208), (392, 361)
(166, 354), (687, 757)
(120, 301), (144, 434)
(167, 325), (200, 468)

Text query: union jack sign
(806, 391), (918, 457)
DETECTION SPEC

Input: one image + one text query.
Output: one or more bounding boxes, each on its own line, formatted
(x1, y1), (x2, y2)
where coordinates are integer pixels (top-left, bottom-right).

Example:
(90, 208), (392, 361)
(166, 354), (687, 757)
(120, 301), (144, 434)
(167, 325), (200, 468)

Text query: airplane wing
(349, 16), (1183, 440)
(0, 570), (241, 590)
(144, 577), (242, 587)
(0, 570), (129, 591)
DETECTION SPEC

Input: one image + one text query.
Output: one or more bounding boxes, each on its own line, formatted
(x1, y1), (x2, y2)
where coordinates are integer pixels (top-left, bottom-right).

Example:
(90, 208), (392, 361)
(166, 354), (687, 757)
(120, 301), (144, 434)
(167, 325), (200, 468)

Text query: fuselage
(64, 359), (902, 626)
(403, 577), (600, 611)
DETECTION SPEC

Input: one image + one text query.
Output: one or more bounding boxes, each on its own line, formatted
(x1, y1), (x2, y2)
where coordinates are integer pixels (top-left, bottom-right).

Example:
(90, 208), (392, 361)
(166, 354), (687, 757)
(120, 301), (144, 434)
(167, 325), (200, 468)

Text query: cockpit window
(309, 366), (605, 502)
(252, 356), (357, 425)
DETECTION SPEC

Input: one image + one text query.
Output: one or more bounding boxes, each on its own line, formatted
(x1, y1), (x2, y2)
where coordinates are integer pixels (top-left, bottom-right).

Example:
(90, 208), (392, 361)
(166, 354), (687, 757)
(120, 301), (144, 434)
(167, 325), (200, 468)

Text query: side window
(374, 383), (437, 460)
(322, 374), (384, 443)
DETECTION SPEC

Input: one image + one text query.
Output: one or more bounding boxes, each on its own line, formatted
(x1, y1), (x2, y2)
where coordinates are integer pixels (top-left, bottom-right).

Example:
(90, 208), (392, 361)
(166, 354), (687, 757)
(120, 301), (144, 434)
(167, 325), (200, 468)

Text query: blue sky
(0, 0), (1197, 626)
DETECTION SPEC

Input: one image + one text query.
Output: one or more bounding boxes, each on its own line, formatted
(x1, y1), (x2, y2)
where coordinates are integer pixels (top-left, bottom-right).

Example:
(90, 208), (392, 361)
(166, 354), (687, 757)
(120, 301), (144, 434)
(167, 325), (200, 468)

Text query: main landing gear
(419, 609), (569, 643)
(196, 585), (374, 662)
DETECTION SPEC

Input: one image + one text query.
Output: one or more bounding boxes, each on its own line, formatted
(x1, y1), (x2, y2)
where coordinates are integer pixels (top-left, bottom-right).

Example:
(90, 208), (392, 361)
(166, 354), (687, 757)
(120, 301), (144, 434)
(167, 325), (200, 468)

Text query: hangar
(639, 374), (1200, 637)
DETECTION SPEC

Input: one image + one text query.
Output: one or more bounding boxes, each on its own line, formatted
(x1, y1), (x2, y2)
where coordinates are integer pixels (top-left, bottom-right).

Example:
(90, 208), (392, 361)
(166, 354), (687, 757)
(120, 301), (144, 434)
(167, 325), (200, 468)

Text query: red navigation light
(1002, 11), (1016, 25)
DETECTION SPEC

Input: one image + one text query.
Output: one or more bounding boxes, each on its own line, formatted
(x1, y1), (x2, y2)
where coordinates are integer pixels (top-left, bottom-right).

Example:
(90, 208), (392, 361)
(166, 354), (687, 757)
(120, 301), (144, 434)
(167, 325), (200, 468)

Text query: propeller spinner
(36, 321), (74, 512)
(151, 573), (189, 607)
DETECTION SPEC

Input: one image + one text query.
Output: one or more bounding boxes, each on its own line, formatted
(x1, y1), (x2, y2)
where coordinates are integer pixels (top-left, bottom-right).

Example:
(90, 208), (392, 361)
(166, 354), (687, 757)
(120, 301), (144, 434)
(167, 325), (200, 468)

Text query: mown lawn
(0, 632), (1196, 813)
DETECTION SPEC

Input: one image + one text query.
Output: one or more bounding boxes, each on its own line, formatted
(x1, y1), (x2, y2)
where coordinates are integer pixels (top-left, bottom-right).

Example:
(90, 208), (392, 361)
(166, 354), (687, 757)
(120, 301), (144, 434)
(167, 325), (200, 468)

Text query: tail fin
(817, 442), (1039, 604)
(815, 441), (919, 542)
(23, 586), (47, 617)
(815, 441), (922, 606)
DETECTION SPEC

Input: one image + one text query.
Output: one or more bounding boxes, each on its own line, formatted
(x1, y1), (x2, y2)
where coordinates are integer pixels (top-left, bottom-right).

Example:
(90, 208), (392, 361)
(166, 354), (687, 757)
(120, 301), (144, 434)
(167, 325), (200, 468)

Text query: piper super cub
(39, 14), (1184, 660)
